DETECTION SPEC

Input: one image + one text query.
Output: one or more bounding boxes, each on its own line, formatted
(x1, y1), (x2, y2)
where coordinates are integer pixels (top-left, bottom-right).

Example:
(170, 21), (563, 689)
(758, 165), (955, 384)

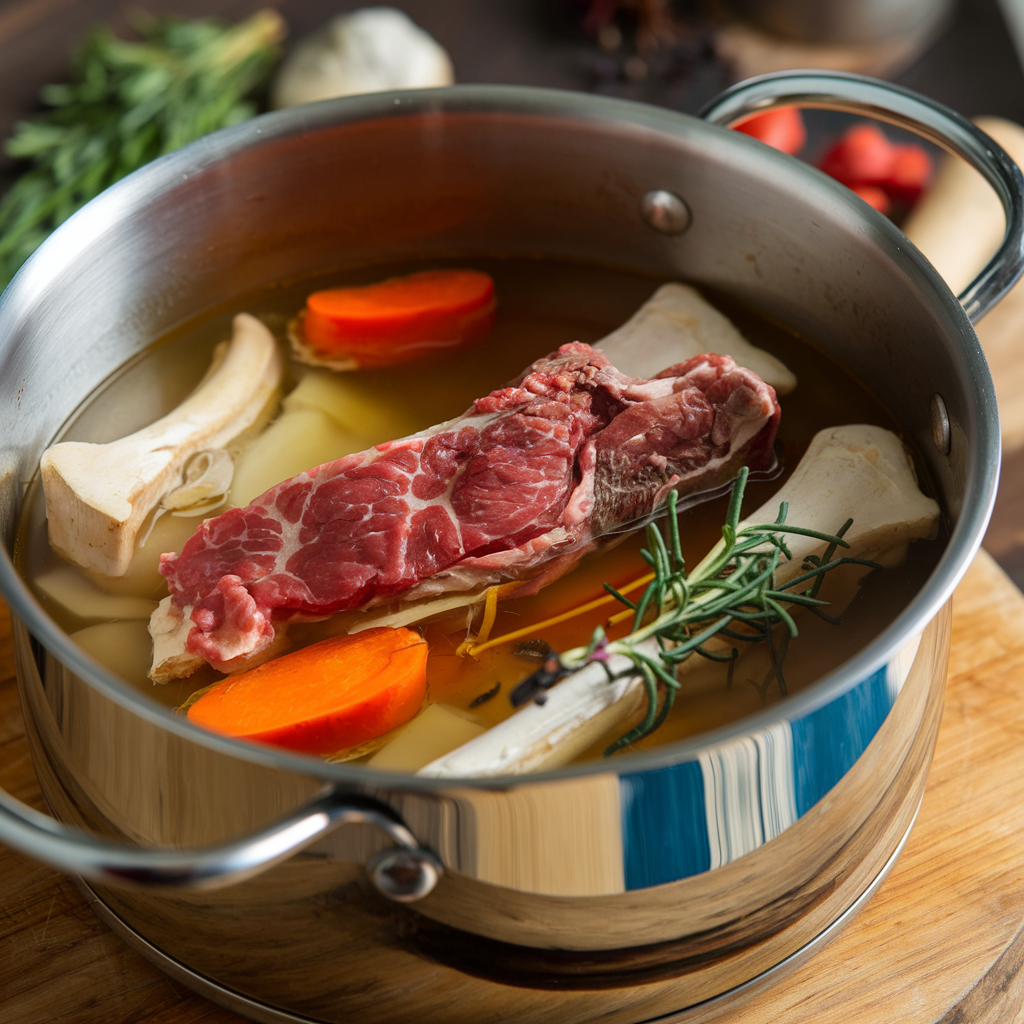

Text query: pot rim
(0, 83), (1000, 790)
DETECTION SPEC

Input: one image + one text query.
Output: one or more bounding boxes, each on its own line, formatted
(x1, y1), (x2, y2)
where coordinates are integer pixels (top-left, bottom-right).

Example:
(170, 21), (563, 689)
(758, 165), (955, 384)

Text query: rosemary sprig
(0, 10), (285, 289)
(510, 467), (881, 756)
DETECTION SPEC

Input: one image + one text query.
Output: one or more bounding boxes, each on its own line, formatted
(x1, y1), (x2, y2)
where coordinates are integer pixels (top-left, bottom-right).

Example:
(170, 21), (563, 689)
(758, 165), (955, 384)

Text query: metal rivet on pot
(639, 189), (691, 235)
(366, 848), (444, 903)
(931, 394), (951, 455)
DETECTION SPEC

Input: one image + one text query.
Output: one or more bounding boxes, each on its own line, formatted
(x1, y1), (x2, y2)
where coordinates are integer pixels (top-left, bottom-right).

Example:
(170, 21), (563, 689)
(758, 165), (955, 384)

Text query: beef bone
(41, 314), (283, 579)
(598, 283), (797, 394)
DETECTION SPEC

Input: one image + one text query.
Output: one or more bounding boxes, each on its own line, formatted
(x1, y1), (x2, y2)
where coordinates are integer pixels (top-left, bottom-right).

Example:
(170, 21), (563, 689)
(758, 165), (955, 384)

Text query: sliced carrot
(186, 627), (428, 755)
(301, 269), (496, 367)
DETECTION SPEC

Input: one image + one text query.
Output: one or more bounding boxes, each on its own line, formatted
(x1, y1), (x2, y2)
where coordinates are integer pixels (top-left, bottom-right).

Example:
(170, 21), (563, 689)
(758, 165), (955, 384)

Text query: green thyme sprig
(510, 467), (881, 755)
(0, 10), (285, 289)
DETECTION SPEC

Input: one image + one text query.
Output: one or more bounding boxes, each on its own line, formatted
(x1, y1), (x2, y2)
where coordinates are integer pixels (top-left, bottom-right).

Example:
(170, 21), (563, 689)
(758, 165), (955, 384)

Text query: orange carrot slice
(301, 269), (496, 367)
(186, 627), (428, 755)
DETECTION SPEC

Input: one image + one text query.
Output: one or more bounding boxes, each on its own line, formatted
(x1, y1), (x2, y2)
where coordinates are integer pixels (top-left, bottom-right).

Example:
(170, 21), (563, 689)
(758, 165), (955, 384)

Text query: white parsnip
(41, 314), (283, 578)
(36, 565), (158, 622)
(418, 424), (939, 778)
(903, 116), (1024, 296)
(230, 407), (360, 507)
(598, 283), (797, 394)
(902, 116), (1024, 450)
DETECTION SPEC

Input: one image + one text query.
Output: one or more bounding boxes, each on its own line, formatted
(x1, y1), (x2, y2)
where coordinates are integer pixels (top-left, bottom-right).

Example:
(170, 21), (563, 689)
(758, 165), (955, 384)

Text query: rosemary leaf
(0, 10), (285, 289)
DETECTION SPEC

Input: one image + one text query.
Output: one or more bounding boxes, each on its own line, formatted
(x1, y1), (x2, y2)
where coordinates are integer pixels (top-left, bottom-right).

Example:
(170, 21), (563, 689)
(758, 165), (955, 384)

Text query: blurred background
(1, 0), (1023, 155)
(2, 0), (1023, 277)
(1, 0), (1022, 129)
(2, 0), (1022, 261)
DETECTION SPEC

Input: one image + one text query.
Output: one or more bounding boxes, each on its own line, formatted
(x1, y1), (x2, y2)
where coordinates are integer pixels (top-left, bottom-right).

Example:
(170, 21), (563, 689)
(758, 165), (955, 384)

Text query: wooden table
(5, 1), (1024, 1021)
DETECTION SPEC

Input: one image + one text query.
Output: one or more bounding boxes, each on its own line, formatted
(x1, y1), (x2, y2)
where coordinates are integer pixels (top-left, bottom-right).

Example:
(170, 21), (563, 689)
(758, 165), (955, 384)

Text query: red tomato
(819, 123), (895, 188)
(733, 108), (807, 156)
(817, 123), (933, 215)
(885, 144), (933, 206)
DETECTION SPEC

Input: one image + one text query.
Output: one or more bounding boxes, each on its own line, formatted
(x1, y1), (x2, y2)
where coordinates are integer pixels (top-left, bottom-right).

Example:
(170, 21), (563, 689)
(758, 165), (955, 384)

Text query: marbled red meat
(158, 344), (779, 671)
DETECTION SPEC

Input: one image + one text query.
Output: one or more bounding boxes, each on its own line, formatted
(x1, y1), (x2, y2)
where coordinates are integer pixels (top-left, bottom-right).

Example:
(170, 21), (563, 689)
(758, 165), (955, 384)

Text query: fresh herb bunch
(0, 9), (285, 289)
(512, 467), (881, 755)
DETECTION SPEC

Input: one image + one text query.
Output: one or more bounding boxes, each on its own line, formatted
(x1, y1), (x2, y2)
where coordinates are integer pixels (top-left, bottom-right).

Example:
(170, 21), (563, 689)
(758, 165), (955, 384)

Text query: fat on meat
(153, 344), (780, 675)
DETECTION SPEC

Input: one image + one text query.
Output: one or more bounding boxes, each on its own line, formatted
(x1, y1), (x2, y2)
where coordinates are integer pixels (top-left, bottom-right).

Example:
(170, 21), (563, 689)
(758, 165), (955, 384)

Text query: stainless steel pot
(0, 73), (1019, 1023)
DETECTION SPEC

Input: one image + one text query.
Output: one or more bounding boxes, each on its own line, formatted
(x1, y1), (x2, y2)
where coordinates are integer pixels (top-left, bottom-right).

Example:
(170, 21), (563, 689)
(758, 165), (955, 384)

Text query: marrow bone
(418, 423), (940, 778)
(598, 283), (797, 394)
(41, 314), (283, 578)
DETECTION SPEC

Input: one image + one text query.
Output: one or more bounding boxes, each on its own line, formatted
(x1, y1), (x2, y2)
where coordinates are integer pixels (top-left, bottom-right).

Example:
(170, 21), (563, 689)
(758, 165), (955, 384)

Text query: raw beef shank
(150, 344), (780, 679)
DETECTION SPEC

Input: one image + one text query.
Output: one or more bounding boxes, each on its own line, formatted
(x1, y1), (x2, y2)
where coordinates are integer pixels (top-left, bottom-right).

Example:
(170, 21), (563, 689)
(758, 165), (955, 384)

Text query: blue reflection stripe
(618, 666), (894, 891)
(620, 760), (710, 890)
(790, 665), (891, 815)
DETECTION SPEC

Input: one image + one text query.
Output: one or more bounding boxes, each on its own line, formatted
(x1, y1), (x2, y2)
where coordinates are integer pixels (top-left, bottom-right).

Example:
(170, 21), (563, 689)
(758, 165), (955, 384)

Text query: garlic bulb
(271, 7), (454, 109)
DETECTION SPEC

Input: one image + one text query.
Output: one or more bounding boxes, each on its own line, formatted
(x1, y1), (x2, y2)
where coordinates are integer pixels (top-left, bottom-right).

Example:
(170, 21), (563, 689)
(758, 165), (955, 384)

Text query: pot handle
(0, 783), (442, 900)
(699, 71), (1024, 323)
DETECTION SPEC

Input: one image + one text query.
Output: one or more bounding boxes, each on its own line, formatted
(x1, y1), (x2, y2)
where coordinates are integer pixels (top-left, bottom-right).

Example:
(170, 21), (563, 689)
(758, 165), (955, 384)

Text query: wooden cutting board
(1, 548), (1023, 1022)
